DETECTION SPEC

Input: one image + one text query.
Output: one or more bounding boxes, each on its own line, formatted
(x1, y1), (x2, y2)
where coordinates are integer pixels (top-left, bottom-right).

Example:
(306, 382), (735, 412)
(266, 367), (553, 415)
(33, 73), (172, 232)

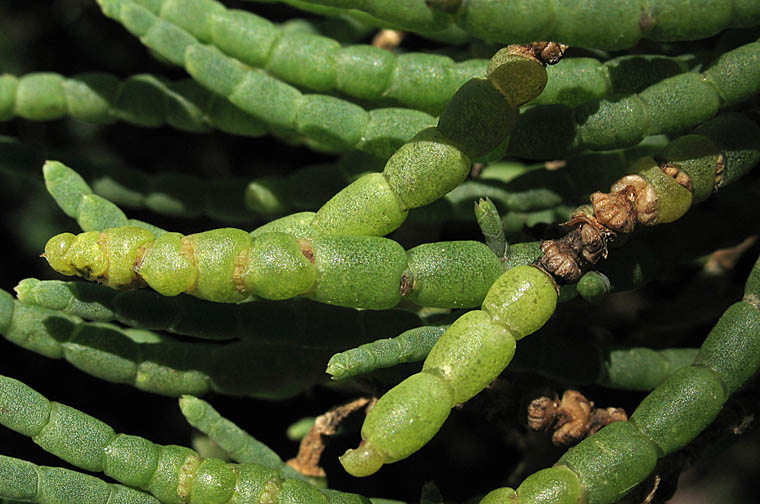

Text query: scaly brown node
(536, 170), (660, 285)
(538, 237), (583, 282)
(536, 213), (612, 283)
(590, 186), (637, 234)
(609, 175), (659, 226)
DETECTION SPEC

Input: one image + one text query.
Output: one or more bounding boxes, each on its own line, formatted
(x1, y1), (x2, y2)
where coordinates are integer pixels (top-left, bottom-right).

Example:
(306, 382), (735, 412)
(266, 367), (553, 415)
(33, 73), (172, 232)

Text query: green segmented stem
(13, 278), (421, 346)
(43, 157), (259, 228)
(289, 0), (760, 49)
(0, 287), (421, 399)
(0, 286), (218, 397)
(595, 347), (699, 391)
(96, 0), (439, 158)
(327, 318), (698, 391)
(43, 225), (512, 309)
(277, 13), (376, 43)
(0, 72), (268, 137)
(264, 0), (472, 44)
(179, 395), (308, 481)
(128, 0), (707, 114)
(480, 252), (760, 504)
(14, 278), (237, 342)
(95, 0), (550, 232)
(0, 376), (371, 504)
(326, 325), (449, 381)
(244, 136), (668, 238)
(0, 454), (161, 504)
(300, 46), (548, 236)
(637, 112), (760, 225)
(43, 161), (165, 235)
(337, 109), (760, 477)
(509, 38), (760, 159)
(81, 161), (257, 224)
(245, 151), (383, 215)
(530, 53), (697, 108)
(244, 157), (563, 219)
(340, 265), (558, 476)
(117, 0), (487, 115)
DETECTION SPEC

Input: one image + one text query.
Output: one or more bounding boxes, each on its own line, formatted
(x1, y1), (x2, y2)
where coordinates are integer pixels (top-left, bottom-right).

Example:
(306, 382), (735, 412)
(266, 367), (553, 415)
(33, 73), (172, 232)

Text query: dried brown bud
(609, 175), (658, 226)
(580, 223), (606, 263)
(591, 189), (636, 234)
(527, 41), (569, 65)
(539, 239), (582, 282)
(527, 390), (628, 447)
(527, 395), (559, 431)
(552, 390), (592, 446)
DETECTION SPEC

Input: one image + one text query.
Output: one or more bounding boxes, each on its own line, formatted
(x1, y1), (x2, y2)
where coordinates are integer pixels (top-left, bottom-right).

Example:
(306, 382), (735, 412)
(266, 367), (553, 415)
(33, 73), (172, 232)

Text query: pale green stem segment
(96, 0), (438, 158)
(509, 39), (760, 159)
(0, 72), (266, 137)
(40, 217), (520, 310)
(0, 454), (161, 504)
(253, 0), (472, 44)
(14, 278), (424, 346)
(326, 325), (448, 380)
(106, 0), (487, 115)
(480, 252), (760, 504)
(530, 53), (697, 108)
(82, 161), (257, 224)
(474, 197), (507, 259)
(339, 265), (558, 477)
(97, 0), (552, 234)
(43, 160), (165, 235)
(285, 0), (760, 49)
(2, 285), (424, 399)
(328, 318), (698, 391)
(245, 156), (568, 221)
(0, 376), (372, 504)
(308, 46), (548, 236)
(242, 136), (669, 239)
(179, 395), (308, 482)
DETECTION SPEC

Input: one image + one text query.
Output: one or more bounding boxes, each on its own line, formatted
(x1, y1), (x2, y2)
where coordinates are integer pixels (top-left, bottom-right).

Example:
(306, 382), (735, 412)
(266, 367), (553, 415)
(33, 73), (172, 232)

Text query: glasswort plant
(2, 0), (760, 502)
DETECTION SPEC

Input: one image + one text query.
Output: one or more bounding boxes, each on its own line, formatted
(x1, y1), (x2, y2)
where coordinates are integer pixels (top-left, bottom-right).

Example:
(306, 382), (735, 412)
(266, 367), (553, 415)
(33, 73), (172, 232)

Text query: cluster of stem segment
(339, 111), (760, 479)
(0, 375), (370, 504)
(3, 0), (760, 502)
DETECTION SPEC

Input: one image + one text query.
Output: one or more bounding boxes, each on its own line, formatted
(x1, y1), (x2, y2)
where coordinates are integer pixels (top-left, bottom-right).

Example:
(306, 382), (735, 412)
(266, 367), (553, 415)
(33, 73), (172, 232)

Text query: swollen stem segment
(339, 265), (557, 476)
